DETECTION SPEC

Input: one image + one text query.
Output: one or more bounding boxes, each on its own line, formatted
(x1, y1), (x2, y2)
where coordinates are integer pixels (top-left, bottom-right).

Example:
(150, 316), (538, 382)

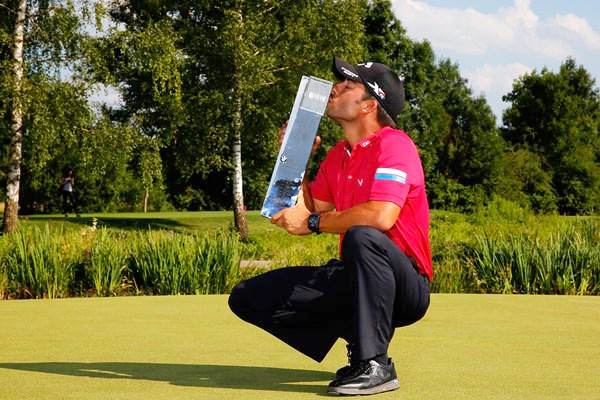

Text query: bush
(428, 176), (486, 213)
(2, 213), (598, 298)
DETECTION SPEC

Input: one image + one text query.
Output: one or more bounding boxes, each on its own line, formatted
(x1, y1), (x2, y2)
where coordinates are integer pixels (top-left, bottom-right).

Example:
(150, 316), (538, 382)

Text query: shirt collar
(344, 126), (391, 153)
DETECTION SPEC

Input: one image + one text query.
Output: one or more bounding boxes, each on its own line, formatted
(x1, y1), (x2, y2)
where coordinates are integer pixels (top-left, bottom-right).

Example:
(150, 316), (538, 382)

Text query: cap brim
(332, 57), (362, 82)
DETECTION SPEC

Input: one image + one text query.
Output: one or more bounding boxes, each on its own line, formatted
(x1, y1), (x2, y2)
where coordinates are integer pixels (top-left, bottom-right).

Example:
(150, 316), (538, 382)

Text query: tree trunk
(232, 93), (249, 241)
(231, 7), (249, 241)
(3, 0), (27, 234)
(144, 188), (149, 213)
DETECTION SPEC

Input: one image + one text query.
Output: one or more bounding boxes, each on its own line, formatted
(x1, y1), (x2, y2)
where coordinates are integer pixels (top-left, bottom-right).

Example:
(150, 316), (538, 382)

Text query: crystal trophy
(261, 76), (333, 218)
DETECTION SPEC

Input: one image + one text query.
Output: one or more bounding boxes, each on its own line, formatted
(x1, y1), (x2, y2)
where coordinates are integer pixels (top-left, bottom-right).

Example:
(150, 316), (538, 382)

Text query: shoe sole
(327, 378), (400, 396)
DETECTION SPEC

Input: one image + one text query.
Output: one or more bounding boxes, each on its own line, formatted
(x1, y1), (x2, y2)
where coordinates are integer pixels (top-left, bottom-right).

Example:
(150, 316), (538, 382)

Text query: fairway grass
(1, 294), (599, 399)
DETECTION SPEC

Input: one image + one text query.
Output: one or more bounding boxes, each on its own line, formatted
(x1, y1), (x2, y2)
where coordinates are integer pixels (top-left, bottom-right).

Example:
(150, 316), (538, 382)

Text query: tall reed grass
(1, 211), (598, 298)
(464, 219), (600, 294)
(128, 229), (241, 295)
(2, 225), (78, 298)
(0, 225), (241, 299)
(87, 228), (129, 296)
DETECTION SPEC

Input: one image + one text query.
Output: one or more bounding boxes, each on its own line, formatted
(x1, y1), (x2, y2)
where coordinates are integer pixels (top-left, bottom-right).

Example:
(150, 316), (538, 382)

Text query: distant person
(61, 167), (80, 218)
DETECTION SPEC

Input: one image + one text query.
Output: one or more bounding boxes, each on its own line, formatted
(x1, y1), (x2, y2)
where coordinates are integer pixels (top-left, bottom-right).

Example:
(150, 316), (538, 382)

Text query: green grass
(0, 294), (598, 399)
(24, 211), (267, 233)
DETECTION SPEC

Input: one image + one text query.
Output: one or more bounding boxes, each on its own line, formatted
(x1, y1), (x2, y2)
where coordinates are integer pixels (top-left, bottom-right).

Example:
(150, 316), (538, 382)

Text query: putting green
(1, 294), (598, 399)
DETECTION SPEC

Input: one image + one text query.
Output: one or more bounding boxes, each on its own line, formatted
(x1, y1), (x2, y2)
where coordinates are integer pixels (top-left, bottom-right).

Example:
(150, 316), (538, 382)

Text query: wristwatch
(307, 213), (321, 234)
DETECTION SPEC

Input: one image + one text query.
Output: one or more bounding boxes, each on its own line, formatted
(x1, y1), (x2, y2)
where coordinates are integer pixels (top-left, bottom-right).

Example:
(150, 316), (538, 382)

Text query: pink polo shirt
(310, 126), (433, 281)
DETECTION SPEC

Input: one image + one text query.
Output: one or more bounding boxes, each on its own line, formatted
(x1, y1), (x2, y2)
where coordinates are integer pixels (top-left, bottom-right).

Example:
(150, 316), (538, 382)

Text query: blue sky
(391, 0), (600, 124)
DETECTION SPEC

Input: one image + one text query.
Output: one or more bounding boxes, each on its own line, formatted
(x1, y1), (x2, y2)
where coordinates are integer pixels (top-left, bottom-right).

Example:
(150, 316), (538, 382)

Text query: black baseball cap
(332, 56), (405, 119)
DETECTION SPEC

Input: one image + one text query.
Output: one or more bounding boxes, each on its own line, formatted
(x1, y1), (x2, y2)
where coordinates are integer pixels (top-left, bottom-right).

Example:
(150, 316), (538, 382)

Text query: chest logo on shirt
(357, 178), (364, 187)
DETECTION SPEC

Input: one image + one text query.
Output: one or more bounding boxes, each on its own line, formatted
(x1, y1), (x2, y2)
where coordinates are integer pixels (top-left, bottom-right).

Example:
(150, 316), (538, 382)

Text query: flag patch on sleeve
(375, 168), (407, 184)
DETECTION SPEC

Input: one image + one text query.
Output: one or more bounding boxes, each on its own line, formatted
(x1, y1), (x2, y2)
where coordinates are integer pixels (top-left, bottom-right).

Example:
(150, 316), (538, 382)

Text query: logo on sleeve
(375, 168), (407, 184)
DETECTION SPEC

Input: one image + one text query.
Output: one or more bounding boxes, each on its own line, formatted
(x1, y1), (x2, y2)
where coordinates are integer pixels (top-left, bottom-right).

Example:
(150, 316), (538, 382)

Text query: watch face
(308, 213), (320, 233)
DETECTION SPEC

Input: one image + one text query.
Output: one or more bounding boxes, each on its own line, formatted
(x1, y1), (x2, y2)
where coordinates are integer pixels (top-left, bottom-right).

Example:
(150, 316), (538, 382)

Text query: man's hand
(271, 197), (312, 235)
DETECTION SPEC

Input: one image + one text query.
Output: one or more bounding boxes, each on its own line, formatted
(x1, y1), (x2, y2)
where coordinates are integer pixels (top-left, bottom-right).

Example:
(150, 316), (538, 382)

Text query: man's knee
(344, 225), (381, 244)
(342, 226), (383, 257)
(228, 281), (251, 321)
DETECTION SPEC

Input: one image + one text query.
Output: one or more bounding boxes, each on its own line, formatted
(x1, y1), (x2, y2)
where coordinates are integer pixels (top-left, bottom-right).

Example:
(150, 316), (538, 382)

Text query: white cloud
(391, 0), (600, 60)
(395, 1), (512, 55)
(498, 0), (538, 29)
(466, 63), (531, 94)
(550, 14), (600, 50)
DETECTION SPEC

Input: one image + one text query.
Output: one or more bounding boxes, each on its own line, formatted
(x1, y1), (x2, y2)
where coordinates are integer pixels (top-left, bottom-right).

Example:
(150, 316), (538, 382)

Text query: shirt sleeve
(369, 133), (422, 208)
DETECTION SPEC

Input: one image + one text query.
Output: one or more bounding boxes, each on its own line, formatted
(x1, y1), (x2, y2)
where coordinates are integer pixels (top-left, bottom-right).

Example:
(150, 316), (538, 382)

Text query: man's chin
(325, 109), (338, 121)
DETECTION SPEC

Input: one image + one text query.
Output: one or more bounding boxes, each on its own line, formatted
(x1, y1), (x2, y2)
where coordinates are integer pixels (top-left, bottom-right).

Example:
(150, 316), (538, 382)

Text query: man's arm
(271, 199), (399, 235)
(300, 178), (334, 213)
(319, 200), (400, 233)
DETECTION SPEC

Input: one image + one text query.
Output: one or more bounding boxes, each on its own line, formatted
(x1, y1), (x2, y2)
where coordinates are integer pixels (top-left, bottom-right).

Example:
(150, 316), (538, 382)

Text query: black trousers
(228, 226), (430, 362)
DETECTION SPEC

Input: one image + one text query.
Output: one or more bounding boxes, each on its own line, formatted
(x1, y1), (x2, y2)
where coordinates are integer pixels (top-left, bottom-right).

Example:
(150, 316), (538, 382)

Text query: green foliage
(26, 0), (85, 71)
(469, 195), (531, 224)
(2, 0), (598, 218)
(0, 0), (165, 214)
(0, 232), (12, 298)
(427, 175), (486, 213)
(495, 149), (557, 213)
(428, 208), (600, 294)
(363, 1), (505, 212)
(502, 58), (600, 215)
(98, 0), (366, 211)
(4, 211), (599, 298)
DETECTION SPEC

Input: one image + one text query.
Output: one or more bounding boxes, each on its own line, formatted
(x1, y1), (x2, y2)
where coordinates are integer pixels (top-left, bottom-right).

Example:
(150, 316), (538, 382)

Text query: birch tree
(97, 0), (364, 222)
(2, 0), (26, 233)
(223, 3), (261, 241)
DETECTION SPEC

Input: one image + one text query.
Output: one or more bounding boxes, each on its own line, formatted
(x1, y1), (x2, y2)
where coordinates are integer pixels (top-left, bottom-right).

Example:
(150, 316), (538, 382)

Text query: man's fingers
(271, 210), (282, 224)
(312, 135), (322, 155)
(278, 121), (288, 145)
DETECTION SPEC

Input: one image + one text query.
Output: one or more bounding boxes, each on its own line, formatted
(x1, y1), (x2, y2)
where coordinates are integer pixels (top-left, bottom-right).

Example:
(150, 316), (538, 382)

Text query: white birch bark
(231, 7), (249, 241)
(3, 0), (27, 233)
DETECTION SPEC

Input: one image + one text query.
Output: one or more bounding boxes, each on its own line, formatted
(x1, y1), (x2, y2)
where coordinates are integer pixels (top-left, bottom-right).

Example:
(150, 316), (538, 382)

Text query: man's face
(326, 79), (370, 123)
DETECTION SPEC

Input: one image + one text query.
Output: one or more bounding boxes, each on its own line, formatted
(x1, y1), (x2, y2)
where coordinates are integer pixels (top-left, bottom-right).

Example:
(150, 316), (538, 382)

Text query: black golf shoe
(335, 344), (356, 378)
(328, 359), (400, 396)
